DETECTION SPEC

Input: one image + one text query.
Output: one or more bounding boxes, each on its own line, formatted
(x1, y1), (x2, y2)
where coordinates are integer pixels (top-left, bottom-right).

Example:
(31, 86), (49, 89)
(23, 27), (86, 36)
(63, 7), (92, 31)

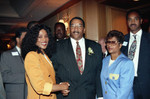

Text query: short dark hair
(54, 22), (66, 32)
(69, 17), (85, 27)
(27, 21), (39, 30)
(15, 27), (27, 38)
(21, 24), (55, 59)
(106, 30), (124, 44)
(126, 9), (142, 19)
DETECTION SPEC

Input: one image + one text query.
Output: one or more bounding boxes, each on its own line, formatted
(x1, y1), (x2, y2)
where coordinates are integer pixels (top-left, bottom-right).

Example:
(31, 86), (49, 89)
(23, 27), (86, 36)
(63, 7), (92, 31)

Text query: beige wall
(42, 16), (57, 34)
(42, 1), (128, 41)
(83, 0), (99, 41)
(99, 4), (107, 39)
(98, 5), (128, 40)
(42, 1), (83, 35)
(106, 6), (128, 34)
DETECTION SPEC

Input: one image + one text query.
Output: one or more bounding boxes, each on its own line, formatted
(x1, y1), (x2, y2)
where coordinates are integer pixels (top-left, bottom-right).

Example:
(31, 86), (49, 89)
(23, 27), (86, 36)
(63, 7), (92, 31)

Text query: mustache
(130, 24), (136, 27)
(56, 32), (62, 35)
(73, 31), (79, 34)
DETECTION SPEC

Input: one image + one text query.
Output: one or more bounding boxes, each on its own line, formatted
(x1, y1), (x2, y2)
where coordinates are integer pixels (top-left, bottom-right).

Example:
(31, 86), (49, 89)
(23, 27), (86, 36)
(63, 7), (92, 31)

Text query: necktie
(76, 41), (84, 74)
(128, 35), (137, 60)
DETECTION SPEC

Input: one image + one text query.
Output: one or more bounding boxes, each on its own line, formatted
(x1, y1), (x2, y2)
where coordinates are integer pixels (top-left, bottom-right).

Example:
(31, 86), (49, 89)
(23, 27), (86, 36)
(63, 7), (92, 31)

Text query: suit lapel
(107, 54), (123, 70)
(10, 47), (24, 72)
(103, 56), (110, 79)
(64, 39), (81, 76)
(138, 32), (149, 73)
(11, 47), (24, 63)
(124, 34), (130, 56)
(82, 39), (91, 75)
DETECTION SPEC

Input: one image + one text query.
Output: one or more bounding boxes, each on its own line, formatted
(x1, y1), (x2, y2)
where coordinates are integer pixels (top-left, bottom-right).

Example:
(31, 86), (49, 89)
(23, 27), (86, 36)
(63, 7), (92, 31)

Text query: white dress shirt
(16, 46), (21, 54)
(128, 29), (142, 77)
(70, 37), (86, 69)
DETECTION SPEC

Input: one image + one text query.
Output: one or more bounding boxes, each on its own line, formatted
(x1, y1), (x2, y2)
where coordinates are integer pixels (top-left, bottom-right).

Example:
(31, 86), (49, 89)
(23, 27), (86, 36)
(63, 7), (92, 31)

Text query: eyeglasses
(70, 24), (83, 28)
(105, 41), (119, 46)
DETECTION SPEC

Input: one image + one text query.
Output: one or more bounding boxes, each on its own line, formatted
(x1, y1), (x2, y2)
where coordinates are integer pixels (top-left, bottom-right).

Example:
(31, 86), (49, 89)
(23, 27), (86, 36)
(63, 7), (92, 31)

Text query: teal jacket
(101, 53), (134, 99)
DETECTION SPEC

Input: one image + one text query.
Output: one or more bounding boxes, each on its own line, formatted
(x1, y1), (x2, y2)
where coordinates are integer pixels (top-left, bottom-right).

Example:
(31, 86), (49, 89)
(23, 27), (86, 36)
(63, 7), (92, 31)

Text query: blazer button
(105, 81), (107, 84)
(48, 75), (50, 77)
(105, 91), (107, 94)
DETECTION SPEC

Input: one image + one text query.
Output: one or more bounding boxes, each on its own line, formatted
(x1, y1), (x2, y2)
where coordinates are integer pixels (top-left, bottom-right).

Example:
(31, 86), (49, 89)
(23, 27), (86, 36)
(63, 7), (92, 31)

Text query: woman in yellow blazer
(21, 24), (70, 99)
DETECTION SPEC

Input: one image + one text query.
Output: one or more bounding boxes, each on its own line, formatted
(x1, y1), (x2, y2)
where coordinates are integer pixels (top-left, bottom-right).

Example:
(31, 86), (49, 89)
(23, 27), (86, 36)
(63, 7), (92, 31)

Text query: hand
(59, 82), (70, 86)
(59, 82), (70, 96)
(61, 89), (70, 96)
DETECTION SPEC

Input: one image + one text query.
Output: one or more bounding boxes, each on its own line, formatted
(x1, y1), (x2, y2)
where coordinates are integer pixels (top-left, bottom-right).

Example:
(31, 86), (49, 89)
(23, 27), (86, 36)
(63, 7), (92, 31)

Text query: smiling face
(55, 24), (66, 40)
(70, 19), (85, 40)
(127, 12), (143, 34)
(36, 29), (49, 50)
(106, 37), (122, 54)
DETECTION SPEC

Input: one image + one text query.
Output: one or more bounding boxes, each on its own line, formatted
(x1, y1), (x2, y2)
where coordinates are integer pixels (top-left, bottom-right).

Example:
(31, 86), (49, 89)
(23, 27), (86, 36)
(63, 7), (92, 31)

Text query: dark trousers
(133, 77), (143, 99)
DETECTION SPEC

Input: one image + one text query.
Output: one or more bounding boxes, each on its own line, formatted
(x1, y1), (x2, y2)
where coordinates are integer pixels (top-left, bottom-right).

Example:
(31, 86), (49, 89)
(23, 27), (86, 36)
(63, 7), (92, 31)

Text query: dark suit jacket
(121, 31), (150, 99)
(0, 47), (27, 99)
(52, 38), (103, 99)
(0, 72), (6, 99)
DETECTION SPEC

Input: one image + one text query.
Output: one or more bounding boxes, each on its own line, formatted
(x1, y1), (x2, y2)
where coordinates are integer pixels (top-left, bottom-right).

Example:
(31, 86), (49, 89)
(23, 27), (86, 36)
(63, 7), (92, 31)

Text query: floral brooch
(88, 47), (94, 55)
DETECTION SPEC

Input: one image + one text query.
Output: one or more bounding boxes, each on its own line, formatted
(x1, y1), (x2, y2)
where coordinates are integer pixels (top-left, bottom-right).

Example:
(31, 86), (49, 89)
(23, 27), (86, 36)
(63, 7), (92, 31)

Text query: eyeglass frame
(105, 40), (120, 46)
(70, 24), (83, 29)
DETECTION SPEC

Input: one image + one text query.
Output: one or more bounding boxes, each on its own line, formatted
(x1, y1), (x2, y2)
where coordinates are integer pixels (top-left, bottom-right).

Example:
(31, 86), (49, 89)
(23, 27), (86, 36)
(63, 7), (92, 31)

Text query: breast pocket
(109, 73), (119, 80)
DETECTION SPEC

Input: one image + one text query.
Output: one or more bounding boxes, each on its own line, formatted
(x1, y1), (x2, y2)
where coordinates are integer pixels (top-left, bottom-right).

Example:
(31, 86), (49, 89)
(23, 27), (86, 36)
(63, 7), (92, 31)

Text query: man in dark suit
(52, 17), (103, 99)
(0, 27), (27, 99)
(121, 9), (150, 99)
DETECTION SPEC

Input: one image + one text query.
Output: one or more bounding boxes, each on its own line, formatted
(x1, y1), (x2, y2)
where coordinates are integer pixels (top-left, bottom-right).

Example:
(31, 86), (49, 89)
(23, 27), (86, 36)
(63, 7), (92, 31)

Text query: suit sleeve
(116, 60), (134, 99)
(51, 42), (62, 84)
(0, 52), (25, 83)
(0, 72), (6, 99)
(25, 52), (53, 95)
(96, 44), (103, 97)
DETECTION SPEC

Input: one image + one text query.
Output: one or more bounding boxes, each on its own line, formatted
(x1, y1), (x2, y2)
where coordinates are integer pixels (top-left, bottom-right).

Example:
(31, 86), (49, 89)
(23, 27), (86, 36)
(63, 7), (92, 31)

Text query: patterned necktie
(76, 41), (84, 74)
(128, 35), (137, 60)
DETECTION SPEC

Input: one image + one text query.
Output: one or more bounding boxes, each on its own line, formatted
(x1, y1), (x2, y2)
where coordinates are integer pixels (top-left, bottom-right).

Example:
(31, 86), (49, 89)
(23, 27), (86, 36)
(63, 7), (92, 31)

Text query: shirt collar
(70, 37), (84, 44)
(16, 46), (21, 54)
(130, 29), (142, 38)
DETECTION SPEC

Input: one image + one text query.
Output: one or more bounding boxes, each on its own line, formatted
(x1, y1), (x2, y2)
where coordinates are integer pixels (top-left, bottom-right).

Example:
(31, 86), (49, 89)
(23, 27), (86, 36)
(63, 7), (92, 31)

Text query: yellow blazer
(24, 51), (56, 99)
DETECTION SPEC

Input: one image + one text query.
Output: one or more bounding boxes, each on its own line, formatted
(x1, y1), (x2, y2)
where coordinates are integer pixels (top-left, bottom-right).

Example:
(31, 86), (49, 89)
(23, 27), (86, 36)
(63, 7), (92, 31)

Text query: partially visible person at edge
(8, 37), (16, 49)
(27, 21), (39, 30)
(98, 38), (108, 58)
(121, 9), (150, 99)
(21, 24), (70, 99)
(54, 22), (67, 41)
(0, 27), (27, 99)
(52, 17), (103, 99)
(0, 72), (6, 99)
(147, 23), (150, 33)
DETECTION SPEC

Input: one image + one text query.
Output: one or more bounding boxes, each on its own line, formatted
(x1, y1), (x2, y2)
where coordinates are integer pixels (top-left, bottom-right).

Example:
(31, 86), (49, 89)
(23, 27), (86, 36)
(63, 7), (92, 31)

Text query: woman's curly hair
(21, 24), (55, 59)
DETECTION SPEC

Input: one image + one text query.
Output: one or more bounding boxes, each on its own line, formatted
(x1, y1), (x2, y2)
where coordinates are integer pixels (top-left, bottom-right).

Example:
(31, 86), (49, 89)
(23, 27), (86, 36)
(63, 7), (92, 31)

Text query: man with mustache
(52, 17), (103, 99)
(54, 22), (67, 41)
(121, 9), (150, 99)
